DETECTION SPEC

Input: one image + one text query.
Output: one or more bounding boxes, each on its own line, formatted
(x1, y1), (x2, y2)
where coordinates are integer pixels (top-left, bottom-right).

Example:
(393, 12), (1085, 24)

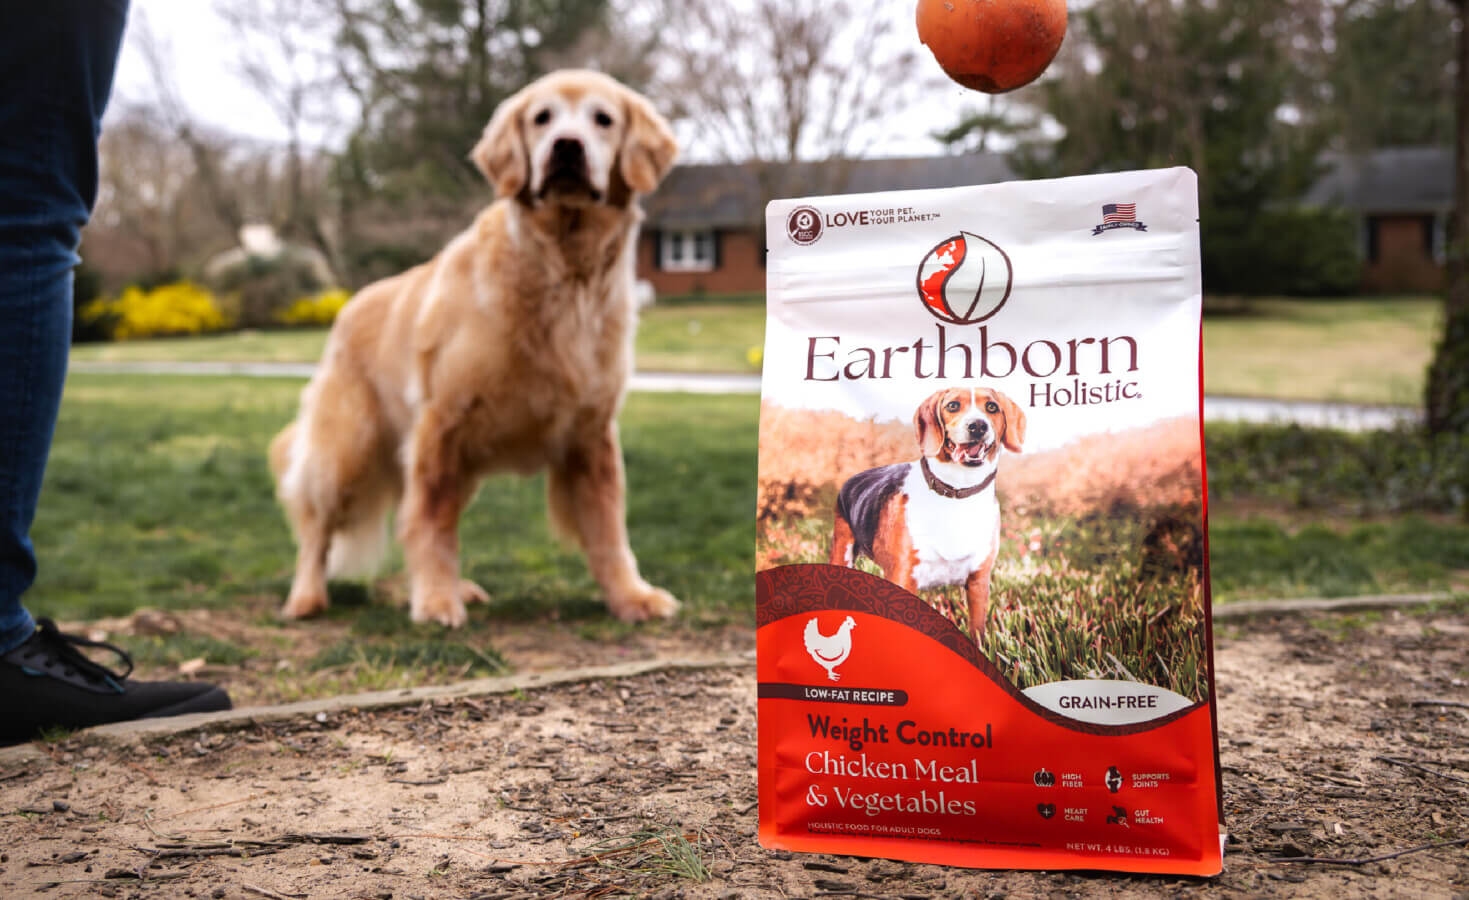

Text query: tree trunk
(1424, 0), (1469, 437)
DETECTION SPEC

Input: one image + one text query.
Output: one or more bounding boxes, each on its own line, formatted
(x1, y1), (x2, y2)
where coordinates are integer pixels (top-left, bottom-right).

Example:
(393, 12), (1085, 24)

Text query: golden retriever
(268, 70), (680, 627)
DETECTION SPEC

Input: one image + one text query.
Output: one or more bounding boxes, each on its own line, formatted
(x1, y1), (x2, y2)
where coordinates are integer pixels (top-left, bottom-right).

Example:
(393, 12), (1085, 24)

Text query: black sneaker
(0, 618), (231, 745)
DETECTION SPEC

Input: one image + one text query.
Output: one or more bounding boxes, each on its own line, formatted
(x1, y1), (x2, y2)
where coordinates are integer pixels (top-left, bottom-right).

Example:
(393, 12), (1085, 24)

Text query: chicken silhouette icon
(804, 615), (856, 681)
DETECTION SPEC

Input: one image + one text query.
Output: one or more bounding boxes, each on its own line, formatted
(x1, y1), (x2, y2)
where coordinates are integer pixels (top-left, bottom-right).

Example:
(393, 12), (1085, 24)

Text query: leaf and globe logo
(786, 205), (823, 246)
(915, 231), (1013, 325)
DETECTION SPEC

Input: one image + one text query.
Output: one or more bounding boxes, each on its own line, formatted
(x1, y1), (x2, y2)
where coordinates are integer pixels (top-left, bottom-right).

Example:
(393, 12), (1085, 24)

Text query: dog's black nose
(550, 138), (585, 169)
(966, 419), (990, 439)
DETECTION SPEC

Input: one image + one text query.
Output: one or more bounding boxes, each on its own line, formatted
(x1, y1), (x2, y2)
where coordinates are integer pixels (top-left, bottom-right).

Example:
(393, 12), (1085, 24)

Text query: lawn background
(34, 374), (1466, 624)
(35, 290), (1467, 700)
(70, 294), (1441, 406)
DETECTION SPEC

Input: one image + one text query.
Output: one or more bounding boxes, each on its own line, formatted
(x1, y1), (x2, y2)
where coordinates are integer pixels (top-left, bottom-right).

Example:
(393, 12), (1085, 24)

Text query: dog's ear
(471, 91), (529, 199)
(913, 392), (947, 458)
(618, 90), (677, 194)
(995, 390), (1027, 453)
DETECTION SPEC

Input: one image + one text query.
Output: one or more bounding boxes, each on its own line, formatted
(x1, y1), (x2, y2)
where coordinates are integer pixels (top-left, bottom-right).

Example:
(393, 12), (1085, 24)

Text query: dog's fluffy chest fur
(902, 461), (1001, 590)
(506, 209), (636, 405)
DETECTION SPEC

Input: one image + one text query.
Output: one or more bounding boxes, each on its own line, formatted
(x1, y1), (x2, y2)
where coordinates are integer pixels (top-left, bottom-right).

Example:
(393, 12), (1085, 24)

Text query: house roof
(644, 154), (1017, 229)
(1302, 146), (1451, 214)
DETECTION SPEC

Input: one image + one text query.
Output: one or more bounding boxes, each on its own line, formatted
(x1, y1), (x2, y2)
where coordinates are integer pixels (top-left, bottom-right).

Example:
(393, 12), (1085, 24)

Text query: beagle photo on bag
(829, 387), (1026, 638)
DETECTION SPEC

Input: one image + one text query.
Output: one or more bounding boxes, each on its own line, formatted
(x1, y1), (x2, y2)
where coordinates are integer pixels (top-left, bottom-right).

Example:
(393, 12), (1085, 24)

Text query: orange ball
(917, 0), (1068, 94)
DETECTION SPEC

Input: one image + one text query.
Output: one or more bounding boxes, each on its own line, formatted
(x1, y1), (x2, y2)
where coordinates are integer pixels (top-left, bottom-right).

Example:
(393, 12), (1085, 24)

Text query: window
(659, 229), (717, 272)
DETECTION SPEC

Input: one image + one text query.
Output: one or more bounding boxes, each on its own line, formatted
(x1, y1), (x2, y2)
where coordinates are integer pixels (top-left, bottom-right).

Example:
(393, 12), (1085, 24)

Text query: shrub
(1204, 422), (1469, 516)
(80, 281), (233, 340)
(1203, 206), (1360, 296)
(277, 288), (351, 327)
(209, 251), (327, 328)
(70, 263), (108, 343)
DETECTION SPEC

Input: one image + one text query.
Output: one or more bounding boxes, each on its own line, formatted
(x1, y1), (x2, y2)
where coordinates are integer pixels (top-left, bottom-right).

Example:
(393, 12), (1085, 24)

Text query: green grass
(26, 373), (1467, 699)
(69, 295), (1441, 404)
(765, 506), (1210, 699)
(635, 302), (764, 373)
(308, 638), (505, 675)
(70, 328), (330, 364)
(30, 375), (756, 626)
(1207, 516), (1469, 601)
(1206, 422), (1468, 515)
(1201, 296), (1440, 405)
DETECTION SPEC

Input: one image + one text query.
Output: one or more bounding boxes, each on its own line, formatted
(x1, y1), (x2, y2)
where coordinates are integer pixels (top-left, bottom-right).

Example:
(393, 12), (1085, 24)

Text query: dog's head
(914, 387), (1026, 467)
(471, 70), (677, 208)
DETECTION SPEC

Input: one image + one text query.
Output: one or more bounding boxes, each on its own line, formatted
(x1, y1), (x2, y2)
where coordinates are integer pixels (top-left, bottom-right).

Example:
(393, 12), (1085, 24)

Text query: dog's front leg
(399, 408), (477, 627)
(548, 422), (678, 622)
(965, 560), (994, 643)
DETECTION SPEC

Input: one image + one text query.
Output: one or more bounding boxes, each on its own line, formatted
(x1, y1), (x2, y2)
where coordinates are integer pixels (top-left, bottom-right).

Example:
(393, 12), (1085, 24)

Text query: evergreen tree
(1011, 0), (1344, 294)
(1326, 0), (1455, 151)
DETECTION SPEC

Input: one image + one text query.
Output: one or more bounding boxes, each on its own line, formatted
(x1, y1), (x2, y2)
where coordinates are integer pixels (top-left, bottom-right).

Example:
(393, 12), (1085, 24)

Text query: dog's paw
(411, 593), (469, 628)
(607, 583), (680, 623)
(281, 590), (328, 620)
(459, 579), (491, 605)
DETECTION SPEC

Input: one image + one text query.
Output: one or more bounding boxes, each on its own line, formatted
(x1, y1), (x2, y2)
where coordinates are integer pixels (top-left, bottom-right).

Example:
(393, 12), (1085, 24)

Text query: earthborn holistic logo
(915, 231), (1013, 325)
(1092, 202), (1147, 235)
(787, 205), (823, 245)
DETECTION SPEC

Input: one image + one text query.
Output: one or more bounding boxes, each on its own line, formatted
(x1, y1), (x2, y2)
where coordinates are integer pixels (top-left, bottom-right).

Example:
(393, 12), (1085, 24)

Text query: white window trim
(660, 228), (716, 272)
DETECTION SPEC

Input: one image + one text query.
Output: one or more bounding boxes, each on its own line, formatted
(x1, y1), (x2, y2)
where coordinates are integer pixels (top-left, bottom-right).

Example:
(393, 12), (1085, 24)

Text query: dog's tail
(272, 418), (392, 578)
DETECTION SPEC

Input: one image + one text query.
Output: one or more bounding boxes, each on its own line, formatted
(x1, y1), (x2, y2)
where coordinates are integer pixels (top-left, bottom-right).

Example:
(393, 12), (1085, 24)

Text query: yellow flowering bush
(81, 282), (233, 340)
(276, 288), (350, 326)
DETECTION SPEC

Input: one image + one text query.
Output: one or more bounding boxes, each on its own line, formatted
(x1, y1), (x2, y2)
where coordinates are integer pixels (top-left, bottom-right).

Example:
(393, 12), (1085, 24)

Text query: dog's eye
(985, 401), (1000, 413)
(533, 108), (552, 126)
(593, 110), (613, 128)
(945, 401), (961, 413)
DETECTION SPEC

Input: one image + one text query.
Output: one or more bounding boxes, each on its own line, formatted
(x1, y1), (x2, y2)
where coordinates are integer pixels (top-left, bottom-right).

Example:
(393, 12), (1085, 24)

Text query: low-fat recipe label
(757, 168), (1222, 875)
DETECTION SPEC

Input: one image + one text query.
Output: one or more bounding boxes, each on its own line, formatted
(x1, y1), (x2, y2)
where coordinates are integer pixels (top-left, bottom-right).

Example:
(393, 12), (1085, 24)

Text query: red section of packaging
(757, 566), (1222, 875)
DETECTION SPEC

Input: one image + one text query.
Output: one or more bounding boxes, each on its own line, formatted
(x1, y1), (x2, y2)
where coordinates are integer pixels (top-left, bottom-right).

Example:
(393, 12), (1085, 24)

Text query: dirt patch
(63, 598), (755, 708)
(2, 607), (1467, 898)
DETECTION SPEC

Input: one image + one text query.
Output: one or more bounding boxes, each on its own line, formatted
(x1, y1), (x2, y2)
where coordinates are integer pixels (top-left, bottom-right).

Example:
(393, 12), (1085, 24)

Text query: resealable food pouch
(756, 167), (1223, 875)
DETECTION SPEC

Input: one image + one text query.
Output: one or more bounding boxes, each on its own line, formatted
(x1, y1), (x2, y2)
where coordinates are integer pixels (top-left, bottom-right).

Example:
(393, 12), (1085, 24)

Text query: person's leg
(0, 0), (130, 652)
(0, 1), (230, 744)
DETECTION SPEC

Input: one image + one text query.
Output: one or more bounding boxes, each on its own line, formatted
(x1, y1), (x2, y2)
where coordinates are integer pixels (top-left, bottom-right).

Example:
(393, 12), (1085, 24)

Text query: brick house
(637, 154), (1016, 297)
(1302, 146), (1451, 294)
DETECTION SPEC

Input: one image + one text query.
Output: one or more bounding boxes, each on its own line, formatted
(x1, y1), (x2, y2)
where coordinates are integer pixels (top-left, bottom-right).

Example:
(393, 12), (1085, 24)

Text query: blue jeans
(0, 1), (130, 653)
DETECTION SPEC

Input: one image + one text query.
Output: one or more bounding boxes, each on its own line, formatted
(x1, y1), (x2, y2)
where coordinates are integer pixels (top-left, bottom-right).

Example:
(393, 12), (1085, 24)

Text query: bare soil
(2, 606), (1467, 899)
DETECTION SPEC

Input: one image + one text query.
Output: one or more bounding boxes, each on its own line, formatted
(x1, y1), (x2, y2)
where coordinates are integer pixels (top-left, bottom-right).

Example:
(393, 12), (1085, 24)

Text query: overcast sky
(109, 0), (1009, 159)
(111, 1), (294, 142)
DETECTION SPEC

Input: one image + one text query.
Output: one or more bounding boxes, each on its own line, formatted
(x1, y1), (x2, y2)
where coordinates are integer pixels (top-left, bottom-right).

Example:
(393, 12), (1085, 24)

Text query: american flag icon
(1102, 203), (1137, 223)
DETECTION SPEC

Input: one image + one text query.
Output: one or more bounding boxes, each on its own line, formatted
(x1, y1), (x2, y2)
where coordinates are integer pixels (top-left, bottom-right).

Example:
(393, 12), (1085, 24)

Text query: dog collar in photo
(920, 455), (996, 499)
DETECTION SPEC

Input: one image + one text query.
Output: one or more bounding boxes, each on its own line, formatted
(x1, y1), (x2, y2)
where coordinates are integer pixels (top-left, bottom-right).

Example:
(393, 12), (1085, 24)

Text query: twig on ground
(34, 872), (190, 886)
(139, 844), (284, 860)
(276, 832), (374, 844)
(150, 793), (264, 822)
(1373, 756), (1469, 786)
(1411, 699), (1469, 710)
(242, 883), (307, 900)
(1269, 836), (1469, 865)
(125, 760), (161, 785)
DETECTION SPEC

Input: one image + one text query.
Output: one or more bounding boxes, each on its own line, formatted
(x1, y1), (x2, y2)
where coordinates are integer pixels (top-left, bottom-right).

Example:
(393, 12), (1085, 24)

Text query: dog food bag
(756, 167), (1222, 875)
